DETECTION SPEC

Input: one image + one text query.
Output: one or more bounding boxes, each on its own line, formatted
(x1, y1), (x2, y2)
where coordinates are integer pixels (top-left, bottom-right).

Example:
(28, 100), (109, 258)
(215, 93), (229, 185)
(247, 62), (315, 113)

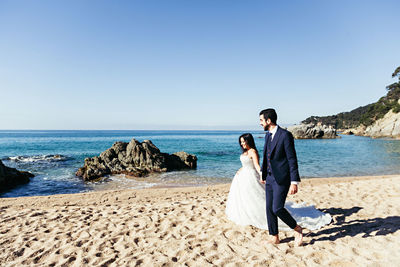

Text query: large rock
(364, 110), (400, 138)
(76, 139), (197, 181)
(340, 129), (354, 135)
(287, 123), (338, 139)
(341, 125), (367, 136)
(0, 160), (34, 192)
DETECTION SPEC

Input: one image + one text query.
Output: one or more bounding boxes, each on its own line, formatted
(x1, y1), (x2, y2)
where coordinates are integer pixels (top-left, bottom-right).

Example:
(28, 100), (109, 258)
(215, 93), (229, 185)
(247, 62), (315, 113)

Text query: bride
(225, 133), (331, 231)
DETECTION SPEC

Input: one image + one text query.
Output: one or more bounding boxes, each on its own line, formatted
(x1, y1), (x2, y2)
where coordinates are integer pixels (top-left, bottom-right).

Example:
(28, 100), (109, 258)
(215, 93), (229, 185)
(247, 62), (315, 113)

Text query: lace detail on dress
(240, 154), (256, 170)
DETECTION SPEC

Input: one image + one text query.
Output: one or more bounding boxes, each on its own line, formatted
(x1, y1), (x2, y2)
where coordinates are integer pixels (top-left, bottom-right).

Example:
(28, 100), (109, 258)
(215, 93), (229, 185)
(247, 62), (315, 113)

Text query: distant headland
(300, 66), (400, 139)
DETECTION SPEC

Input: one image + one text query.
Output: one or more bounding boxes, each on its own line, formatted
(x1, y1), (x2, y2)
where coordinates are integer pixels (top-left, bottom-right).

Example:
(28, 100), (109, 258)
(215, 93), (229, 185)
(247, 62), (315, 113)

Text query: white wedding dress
(225, 154), (331, 231)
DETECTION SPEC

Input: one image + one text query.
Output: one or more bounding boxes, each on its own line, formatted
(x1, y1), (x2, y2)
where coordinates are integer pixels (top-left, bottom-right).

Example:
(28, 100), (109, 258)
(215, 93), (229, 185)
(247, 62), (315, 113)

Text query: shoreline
(1, 174), (400, 266)
(2, 173), (400, 201)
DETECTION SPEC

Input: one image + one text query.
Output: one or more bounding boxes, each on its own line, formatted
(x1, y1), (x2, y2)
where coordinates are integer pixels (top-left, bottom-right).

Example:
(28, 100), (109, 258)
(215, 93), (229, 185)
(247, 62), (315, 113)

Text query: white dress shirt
(269, 125), (278, 140)
(269, 125), (299, 185)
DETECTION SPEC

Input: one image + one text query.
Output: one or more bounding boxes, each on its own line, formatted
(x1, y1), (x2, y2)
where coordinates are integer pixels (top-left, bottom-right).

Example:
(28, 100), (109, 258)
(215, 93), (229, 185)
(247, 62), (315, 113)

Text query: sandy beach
(1, 175), (400, 266)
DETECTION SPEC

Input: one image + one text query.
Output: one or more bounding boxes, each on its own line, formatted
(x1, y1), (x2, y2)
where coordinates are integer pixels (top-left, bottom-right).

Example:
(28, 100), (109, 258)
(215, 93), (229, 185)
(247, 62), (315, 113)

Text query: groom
(259, 108), (303, 246)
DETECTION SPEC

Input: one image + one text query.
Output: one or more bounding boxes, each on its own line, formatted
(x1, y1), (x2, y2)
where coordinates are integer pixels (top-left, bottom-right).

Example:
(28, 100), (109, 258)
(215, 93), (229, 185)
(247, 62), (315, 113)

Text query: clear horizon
(1, 1), (399, 130)
(0, 123), (297, 131)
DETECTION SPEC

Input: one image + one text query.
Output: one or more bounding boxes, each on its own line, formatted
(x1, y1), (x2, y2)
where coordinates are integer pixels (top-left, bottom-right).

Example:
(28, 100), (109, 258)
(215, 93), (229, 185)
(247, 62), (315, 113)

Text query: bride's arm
(248, 149), (261, 173)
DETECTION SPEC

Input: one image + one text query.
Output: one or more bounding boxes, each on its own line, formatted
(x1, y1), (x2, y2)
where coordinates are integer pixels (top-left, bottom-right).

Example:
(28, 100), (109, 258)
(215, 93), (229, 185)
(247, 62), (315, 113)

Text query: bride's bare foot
(268, 235), (280, 245)
(294, 225), (303, 246)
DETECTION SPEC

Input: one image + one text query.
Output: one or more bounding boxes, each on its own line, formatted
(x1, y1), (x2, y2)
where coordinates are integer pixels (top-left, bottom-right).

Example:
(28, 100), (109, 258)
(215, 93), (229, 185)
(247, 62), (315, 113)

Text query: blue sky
(1, 0), (399, 130)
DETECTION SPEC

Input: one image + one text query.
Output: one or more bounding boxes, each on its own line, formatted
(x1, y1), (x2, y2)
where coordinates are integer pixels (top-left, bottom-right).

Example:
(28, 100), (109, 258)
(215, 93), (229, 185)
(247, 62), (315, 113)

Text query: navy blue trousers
(265, 174), (297, 235)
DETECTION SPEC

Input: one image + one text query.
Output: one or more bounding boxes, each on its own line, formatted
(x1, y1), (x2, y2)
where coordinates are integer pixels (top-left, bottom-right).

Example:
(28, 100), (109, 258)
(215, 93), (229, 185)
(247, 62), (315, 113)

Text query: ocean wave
(86, 174), (158, 191)
(4, 154), (69, 162)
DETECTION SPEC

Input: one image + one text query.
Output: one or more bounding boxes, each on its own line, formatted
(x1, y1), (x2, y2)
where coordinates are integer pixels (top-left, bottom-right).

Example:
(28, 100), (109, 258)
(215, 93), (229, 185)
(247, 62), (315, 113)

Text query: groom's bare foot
(294, 225), (303, 246)
(268, 235), (280, 245)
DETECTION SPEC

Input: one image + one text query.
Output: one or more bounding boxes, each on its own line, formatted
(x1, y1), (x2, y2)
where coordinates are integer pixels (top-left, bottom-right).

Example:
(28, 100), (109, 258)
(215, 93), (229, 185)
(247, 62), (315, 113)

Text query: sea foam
(5, 155), (68, 162)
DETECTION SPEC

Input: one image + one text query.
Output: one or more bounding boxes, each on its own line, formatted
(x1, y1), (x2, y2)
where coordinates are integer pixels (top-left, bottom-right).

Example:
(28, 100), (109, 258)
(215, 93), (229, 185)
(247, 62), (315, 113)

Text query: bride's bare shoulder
(248, 149), (257, 156)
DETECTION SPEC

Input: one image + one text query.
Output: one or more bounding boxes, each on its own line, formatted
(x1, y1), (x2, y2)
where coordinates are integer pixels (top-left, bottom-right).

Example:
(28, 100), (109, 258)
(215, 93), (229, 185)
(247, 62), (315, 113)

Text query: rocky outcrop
(340, 129), (354, 135)
(340, 126), (366, 136)
(76, 139), (197, 181)
(364, 110), (400, 138)
(343, 110), (400, 138)
(0, 160), (34, 192)
(287, 124), (338, 139)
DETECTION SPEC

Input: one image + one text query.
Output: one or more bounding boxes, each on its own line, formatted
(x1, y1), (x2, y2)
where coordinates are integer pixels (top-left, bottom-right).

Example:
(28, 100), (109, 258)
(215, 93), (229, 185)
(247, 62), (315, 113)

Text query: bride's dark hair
(239, 133), (259, 155)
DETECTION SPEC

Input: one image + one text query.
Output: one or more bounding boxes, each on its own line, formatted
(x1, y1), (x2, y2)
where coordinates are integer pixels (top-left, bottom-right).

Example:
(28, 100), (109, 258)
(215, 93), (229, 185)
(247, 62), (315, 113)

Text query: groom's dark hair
(259, 108), (277, 124)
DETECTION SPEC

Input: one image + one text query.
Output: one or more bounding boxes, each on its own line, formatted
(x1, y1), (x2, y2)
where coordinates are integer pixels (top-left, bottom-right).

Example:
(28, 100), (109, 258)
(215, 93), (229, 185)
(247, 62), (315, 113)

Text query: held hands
(289, 184), (298, 195)
(258, 171), (265, 184)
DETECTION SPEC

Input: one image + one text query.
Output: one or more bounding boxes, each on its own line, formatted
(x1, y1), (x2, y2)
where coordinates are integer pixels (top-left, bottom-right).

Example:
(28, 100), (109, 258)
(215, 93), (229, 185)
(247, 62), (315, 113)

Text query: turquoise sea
(1, 130), (400, 198)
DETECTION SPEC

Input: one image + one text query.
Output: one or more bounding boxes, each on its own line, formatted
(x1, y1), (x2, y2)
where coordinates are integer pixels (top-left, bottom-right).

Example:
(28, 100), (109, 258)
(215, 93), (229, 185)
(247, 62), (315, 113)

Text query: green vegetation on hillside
(302, 66), (400, 129)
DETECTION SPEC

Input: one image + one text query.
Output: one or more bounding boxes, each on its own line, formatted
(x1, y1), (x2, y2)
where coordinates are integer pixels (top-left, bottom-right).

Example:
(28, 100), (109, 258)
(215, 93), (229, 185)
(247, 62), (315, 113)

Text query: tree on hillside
(303, 65), (400, 128)
(360, 65), (400, 122)
(386, 66), (400, 101)
(392, 66), (400, 78)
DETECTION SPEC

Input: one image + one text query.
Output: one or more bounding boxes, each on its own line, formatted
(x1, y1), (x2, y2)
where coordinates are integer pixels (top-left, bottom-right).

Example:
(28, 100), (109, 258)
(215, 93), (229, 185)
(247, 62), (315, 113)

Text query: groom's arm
(261, 136), (268, 181)
(283, 131), (301, 183)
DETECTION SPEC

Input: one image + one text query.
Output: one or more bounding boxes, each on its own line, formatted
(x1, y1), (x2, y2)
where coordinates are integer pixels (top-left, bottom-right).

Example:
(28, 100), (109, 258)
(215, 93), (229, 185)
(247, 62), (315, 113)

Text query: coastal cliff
(342, 109), (400, 139)
(303, 66), (400, 139)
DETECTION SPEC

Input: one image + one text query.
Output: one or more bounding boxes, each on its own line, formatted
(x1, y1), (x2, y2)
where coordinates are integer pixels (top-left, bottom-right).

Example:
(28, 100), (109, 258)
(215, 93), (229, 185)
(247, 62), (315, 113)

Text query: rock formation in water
(76, 139), (197, 181)
(0, 160), (34, 192)
(287, 123), (338, 139)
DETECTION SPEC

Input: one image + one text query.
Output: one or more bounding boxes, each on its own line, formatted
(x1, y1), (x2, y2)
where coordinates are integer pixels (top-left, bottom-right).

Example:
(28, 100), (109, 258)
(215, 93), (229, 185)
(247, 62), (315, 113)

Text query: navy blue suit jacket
(261, 126), (301, 185)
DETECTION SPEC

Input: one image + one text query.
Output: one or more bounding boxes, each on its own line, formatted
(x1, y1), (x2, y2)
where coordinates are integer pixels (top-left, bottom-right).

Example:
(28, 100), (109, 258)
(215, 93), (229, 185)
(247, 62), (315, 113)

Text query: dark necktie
(266, 133), (272, 174)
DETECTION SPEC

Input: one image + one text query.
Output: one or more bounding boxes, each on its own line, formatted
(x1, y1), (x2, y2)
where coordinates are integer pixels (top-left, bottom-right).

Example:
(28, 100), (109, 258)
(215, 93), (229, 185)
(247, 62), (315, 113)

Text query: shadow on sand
(280, 207), (400, 245)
